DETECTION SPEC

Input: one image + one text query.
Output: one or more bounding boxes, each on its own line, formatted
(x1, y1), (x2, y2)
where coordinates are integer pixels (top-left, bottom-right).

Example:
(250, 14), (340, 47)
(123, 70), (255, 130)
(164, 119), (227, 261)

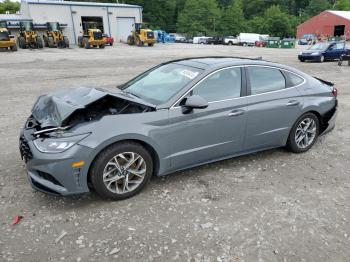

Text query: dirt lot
(0, 43), (350, 262)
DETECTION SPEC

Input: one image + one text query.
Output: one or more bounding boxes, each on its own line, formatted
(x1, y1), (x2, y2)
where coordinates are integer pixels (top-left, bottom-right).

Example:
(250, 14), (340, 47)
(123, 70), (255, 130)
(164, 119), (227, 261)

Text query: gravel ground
(0, 43), (350, 262)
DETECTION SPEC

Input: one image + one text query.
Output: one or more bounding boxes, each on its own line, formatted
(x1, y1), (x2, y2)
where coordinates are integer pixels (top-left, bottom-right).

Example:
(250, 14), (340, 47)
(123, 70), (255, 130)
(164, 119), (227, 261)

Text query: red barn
(297, 10), (350, 39)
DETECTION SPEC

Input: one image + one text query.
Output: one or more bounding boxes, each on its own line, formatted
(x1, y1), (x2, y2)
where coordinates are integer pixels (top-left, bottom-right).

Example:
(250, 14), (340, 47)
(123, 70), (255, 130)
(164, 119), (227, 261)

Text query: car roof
(170, 56), (276, 70)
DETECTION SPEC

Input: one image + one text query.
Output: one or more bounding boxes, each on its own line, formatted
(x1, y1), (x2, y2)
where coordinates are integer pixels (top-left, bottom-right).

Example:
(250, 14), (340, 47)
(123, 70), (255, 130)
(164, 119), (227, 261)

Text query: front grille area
(37, 171), (63, 187)
(31, 179), (60, 195)
(147, 32), (154, 39)
(19, 135), (33, 162)
(93, 32), (102, 40)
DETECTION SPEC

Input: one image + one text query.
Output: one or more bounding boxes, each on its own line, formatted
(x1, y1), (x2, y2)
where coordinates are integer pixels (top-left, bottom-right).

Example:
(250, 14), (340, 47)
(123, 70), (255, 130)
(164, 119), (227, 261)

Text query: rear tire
(48, 37), (54, 48)
(287, 113), (319, 153)
(83, 38), (90, 49)
(127, 35), (134, 45)
(99, 44), (105, 49)
(18, 36), (26, 49)
(90, 142), (153, 200)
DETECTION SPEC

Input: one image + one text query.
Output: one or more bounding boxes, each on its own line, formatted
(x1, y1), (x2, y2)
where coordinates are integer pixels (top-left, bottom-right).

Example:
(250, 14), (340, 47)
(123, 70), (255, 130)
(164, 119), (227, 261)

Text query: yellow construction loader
(43, 22), (69, 48)
(78, 22), (106, 49)
(127, 23), (156, 47)
(0, 21), (17, 51)
(18, 21), (43, 49)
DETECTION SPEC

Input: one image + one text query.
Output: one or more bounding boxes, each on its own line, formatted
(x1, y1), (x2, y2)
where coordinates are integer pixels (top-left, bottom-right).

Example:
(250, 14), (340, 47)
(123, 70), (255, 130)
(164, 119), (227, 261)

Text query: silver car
(19, 57), (338, 200)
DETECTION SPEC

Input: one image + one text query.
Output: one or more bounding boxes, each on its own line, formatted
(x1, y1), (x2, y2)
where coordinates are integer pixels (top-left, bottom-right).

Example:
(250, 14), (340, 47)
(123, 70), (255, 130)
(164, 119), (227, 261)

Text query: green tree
(262, 5), (293, 37)
(334, 0), (350, 10)
(177, 0), (220, 36)
(125, 0), (177, 32)
(246, 16), (265, 34)
(218, 0), (246, 35)
(305, 0), (331, 16)
(0, 0), (20, 14)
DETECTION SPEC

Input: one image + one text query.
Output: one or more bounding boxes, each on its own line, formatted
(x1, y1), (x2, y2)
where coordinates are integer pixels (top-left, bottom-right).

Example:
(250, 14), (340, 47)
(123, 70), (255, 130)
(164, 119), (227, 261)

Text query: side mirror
(181, 95), (208, 114)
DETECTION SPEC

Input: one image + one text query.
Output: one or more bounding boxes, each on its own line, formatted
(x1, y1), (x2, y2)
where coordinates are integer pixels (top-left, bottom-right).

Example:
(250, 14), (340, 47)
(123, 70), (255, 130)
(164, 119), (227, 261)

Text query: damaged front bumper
(20, 128), (93, 196)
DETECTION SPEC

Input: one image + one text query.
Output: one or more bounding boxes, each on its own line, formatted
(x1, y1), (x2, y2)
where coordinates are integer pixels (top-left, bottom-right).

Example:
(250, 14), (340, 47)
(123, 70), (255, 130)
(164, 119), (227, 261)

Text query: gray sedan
(19, 57), (338, 200)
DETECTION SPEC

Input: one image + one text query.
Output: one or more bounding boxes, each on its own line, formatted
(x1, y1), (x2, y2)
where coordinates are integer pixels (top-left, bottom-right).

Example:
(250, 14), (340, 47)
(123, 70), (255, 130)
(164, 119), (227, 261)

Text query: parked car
(298, 38), (309, 45)
(298, 41), (350, 62)
(193, 36), (211, 44)
(255, 40), (267, 47)
(102, 34), (114, 46)
(20, 57), (338, 200)
(175, 36), (186, 43)
(198, 37), (210, 44)
(224, 36), (239, 45)
(207, 36), (225, 45)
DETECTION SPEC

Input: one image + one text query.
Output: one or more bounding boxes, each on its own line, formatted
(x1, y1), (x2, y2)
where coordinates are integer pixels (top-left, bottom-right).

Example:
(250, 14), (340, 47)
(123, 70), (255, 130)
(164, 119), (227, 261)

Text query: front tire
(319, 55), (325, 63)
(37, 36), (44, 49)
(10, 44), (17, 51)
(90, 142), (153, 200)
(287, 113), (319, 153)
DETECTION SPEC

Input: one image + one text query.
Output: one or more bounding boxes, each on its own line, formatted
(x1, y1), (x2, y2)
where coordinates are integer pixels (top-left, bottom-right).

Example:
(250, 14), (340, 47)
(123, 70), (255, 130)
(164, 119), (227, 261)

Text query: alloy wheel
(102, 152), (146, 194)
(294, 118), (317, 149)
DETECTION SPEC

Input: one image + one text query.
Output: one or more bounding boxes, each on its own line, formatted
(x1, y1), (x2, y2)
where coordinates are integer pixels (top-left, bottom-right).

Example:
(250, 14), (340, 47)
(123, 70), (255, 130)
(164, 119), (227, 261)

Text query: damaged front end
(19, 87), (156, 196)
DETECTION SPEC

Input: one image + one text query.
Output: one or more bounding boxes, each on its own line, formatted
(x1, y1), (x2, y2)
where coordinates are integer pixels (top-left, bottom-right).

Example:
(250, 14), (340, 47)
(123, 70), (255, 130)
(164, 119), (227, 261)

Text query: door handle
(228, 109), (245, 117)
(286, 100), (300, 106)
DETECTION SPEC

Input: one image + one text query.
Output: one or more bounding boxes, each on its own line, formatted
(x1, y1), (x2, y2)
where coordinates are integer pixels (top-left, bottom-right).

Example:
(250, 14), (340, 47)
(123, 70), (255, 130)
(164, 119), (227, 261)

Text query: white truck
(224, 36), (239, 45)
(238, 33), (262, 46)
(193, 36), (211, 44)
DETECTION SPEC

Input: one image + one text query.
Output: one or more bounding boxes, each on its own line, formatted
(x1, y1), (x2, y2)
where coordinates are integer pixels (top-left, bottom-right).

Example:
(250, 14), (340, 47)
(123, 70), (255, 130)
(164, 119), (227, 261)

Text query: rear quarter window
(284, 71), (304, 87)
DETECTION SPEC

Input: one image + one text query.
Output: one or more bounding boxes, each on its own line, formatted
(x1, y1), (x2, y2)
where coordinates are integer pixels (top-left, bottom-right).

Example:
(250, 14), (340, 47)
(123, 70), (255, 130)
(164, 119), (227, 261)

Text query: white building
(19, 0), (143, 44)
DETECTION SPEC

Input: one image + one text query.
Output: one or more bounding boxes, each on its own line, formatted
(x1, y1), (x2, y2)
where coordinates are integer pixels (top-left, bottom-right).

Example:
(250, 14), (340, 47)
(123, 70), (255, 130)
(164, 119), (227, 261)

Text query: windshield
(309, 42), (329, 50)
(21, 22), (33, 31)
(49, 22), (60, 31)
(0, 31), (9, 41)
(121, 63), (203, 105)
(0, 21), (7, 28)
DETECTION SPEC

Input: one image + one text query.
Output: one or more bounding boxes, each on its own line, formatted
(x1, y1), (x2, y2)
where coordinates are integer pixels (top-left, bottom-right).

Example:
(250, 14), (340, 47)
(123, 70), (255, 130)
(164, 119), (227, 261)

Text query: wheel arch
(86, 138), (161, 188)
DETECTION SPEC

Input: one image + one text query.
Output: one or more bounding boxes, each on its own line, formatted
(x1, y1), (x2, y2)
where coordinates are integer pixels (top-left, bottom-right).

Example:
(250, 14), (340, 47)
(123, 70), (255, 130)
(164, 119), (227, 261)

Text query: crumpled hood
(31, 87), (154, 128)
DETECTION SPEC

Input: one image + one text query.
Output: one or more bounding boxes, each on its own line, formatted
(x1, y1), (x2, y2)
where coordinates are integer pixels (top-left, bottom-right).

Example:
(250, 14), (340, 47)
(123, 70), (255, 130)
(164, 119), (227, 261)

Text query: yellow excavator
(78, 22), (106, 49)
(0, 21), (17, 51)
(127, 23), (156, 47)
(18, 21), (43, 49)
(43, 22), (69, 48)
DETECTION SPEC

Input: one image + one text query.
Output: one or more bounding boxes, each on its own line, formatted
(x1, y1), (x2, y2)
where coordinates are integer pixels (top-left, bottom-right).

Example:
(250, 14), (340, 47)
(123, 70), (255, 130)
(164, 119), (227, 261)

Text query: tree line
(2, 0), (350, 37)
(0, 0), (20, 15)
(124, 0), (350, 37)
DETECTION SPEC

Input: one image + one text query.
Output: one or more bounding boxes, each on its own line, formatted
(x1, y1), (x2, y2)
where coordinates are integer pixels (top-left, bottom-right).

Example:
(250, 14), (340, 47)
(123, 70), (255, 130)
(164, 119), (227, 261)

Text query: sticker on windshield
(180, 70), (199, 79)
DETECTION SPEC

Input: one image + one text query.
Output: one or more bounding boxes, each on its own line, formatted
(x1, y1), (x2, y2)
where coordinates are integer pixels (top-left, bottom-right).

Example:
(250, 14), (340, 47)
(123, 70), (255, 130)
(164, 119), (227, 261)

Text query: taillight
(332, 86), (338, 97)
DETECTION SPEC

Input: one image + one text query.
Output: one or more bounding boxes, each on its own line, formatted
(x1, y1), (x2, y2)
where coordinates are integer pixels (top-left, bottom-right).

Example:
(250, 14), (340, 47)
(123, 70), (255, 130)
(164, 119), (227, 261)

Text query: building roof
(327, 10), (350, 21)
(22, 0), (141, 9)
(0, 14), (32, 22)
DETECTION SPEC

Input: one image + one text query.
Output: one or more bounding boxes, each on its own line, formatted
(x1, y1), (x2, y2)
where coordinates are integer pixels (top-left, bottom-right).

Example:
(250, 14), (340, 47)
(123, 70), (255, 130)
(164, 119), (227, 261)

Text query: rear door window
(248, 67), (286, 95)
